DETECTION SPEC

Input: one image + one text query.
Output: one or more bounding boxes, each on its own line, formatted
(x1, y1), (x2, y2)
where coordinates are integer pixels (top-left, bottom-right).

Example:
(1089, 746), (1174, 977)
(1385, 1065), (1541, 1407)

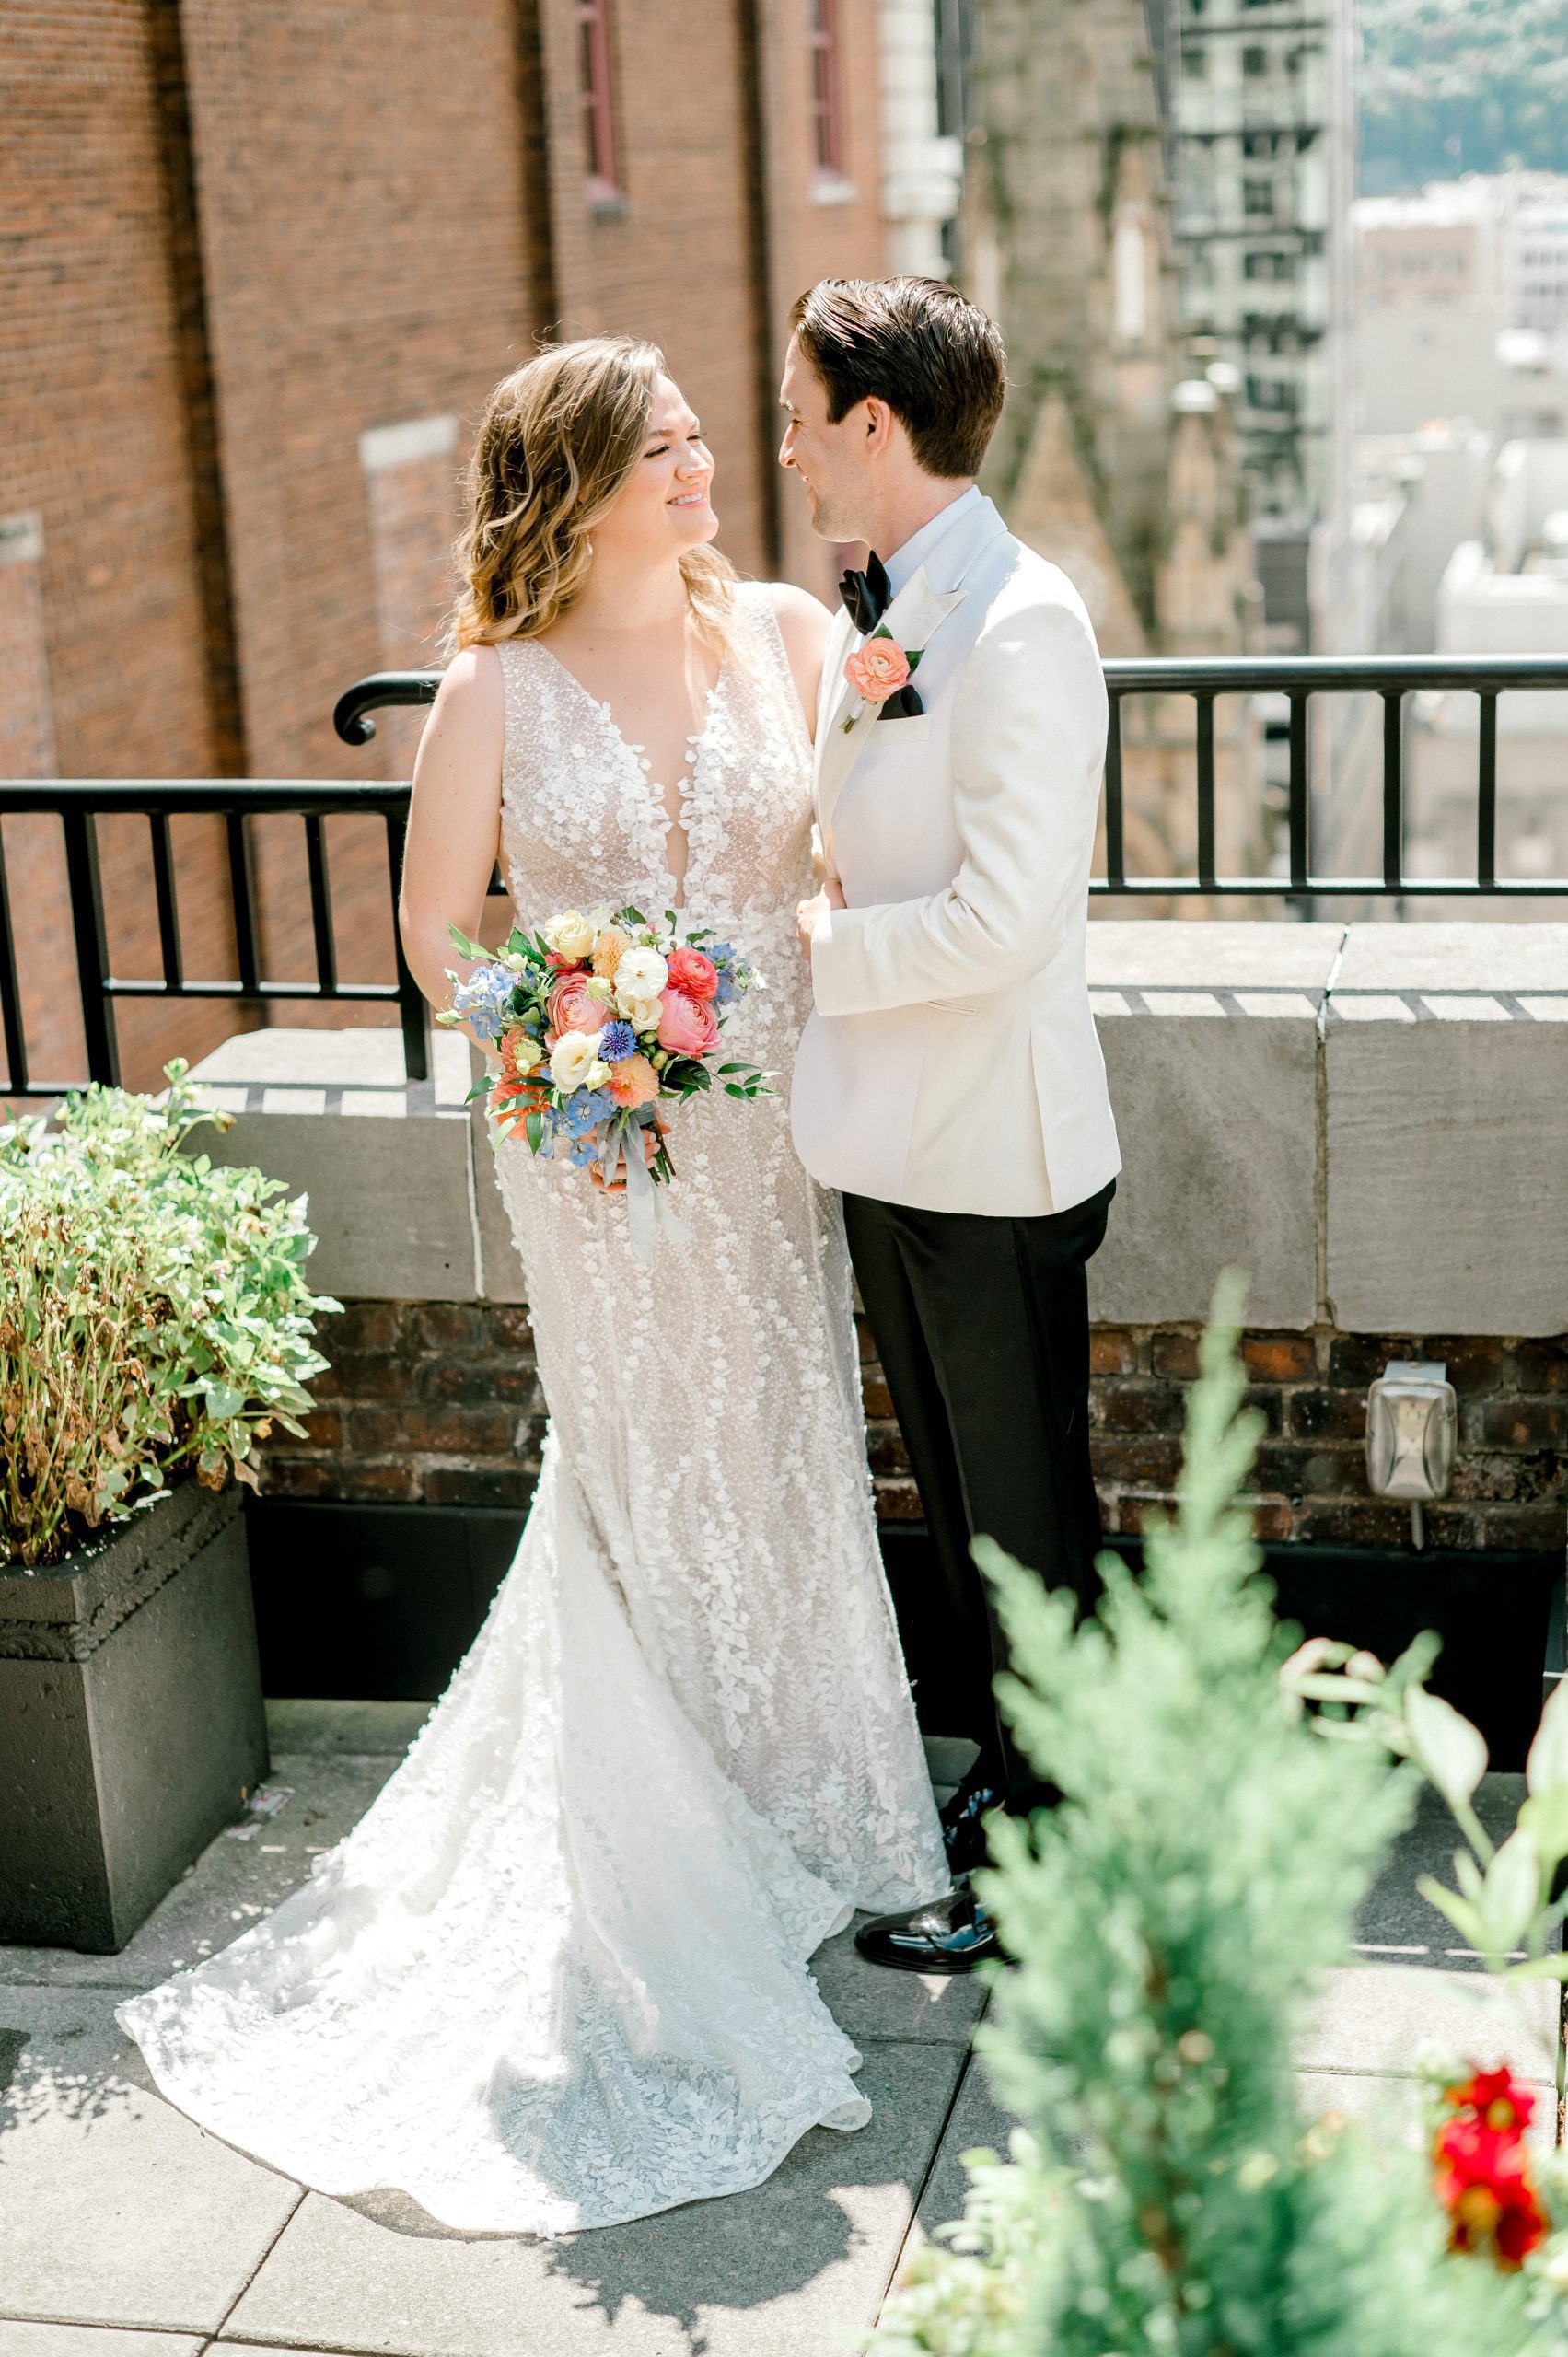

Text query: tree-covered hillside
(1360, 0), (1568, 192)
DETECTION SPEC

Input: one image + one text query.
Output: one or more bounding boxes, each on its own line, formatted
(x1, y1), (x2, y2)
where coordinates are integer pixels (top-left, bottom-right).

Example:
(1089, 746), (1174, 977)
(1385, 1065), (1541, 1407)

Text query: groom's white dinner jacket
(791, 487), (1121, 1219)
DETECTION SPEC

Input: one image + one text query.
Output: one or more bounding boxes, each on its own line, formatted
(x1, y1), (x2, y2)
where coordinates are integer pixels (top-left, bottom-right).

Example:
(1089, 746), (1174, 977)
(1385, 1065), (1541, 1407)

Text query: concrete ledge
(180, 922), (1568, 1337)
(183, 1030), (488, 1303)
(1087, 924), (1341, 1327)
(1325, 926), (1568, 1335)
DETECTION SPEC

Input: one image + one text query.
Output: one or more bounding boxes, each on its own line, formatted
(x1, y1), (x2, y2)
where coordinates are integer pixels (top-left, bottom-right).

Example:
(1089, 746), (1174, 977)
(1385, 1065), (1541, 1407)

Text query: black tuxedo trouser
(842, 1177), (1116, 1811)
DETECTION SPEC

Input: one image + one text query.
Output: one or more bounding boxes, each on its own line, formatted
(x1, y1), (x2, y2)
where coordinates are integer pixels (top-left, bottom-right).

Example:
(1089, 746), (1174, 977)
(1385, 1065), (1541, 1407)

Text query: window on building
(808, 0), (842, 178)
(577, 0), (620, 200)
(1113, 216), (1148, 343)
(1244, 179), (1275, 217)
(1242, 44), (1269, 75)
(1180, 41), (1208, 77)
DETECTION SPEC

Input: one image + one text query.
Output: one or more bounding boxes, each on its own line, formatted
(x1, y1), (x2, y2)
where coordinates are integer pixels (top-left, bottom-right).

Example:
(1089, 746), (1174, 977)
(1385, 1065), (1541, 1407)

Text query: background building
(1351, 176), (1568, 443)
(1, 0), (958, 1096)
(1167, 0), (1356, 528)
(963, 0), (1263, 903)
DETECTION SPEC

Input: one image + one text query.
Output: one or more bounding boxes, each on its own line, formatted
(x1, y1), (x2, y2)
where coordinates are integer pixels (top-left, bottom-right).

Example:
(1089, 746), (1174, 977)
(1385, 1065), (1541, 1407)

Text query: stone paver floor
(2, 1710), (1559, 2357)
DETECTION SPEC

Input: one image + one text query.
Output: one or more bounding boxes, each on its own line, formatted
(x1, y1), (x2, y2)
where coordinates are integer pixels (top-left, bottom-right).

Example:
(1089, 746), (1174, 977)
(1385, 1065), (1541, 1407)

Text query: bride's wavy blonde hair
(447, 337), (736, 656)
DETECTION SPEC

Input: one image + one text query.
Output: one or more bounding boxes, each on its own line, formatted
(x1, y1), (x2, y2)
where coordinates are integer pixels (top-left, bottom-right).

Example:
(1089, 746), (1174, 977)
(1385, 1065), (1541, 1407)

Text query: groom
(783, 276), (1121, 1973)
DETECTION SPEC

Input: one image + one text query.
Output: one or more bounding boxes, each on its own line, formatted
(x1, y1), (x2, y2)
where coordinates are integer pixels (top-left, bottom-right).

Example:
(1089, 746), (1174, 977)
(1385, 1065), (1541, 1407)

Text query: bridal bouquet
(437, 906), (767, 1263)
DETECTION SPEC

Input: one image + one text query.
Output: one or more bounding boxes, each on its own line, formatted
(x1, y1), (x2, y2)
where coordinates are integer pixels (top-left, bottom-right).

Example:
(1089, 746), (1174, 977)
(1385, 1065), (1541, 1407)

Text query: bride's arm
(768, 583), (834, 745)
(769, 584), (842, 893)
(398, 644), (506, 1057)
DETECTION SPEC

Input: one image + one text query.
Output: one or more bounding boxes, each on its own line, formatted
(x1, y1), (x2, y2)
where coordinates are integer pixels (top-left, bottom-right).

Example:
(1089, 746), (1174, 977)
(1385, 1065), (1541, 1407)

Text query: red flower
(1432, 2064), (1547, 2270)
(665, 946), (719, 1001)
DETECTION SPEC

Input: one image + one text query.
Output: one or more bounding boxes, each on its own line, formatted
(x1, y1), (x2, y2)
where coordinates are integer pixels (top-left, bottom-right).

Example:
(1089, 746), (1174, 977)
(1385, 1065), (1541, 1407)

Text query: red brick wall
(1080, 1325), (1566, 1554)
(3, 2), (891, 1097)
(175, 0), (535, 785)
(256, 1299), (1568, 1558)
(0, 5), (241, 1098)
(761, 0), (889, 600)
(257, 1301), (547, 1509)
(1, 6), (216, 778)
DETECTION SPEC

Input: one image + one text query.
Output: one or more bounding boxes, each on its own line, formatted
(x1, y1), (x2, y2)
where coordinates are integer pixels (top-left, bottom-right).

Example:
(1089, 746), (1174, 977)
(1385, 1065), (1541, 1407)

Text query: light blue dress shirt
(878, 483), (983, 601)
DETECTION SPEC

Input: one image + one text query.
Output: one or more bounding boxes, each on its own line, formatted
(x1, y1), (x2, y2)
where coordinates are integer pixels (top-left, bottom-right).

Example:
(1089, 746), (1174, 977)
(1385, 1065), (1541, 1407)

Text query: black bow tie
(838, 552), (891, 635)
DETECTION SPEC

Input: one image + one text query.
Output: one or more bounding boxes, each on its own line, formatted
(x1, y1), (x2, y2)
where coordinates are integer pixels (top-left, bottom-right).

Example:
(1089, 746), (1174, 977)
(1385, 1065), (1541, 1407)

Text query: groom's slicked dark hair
(789, 277), (1006, 481)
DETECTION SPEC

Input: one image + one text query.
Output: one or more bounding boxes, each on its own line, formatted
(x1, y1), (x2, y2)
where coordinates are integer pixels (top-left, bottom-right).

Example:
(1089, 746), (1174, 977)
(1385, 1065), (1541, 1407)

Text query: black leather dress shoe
(939, 1768), (1004, 1876)
(854, 1877), (1000, 1975)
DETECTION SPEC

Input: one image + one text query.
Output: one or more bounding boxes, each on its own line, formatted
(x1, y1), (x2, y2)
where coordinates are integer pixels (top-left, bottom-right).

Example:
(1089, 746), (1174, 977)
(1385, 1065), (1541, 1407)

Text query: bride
(115, 336), (949, 2236)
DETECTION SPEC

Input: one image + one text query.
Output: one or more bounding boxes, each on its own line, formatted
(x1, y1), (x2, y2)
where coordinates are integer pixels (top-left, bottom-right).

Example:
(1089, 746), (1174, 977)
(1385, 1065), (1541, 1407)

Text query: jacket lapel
(811, 494), (1013, 861)
(815, 575), (963, 850)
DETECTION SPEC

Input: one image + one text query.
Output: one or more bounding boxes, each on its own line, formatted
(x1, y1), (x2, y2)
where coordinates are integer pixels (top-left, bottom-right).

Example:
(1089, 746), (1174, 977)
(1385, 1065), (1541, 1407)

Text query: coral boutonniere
(841, 628), (924, 731)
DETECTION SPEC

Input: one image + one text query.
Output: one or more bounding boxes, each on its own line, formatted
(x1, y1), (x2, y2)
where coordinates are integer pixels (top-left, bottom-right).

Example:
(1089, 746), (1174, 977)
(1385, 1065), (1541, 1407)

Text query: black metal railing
(338, 653), (1568, 900)
(1098, 654), (1568, 899)
(5, 653), (1567, 1100)
(0, 780), (429, 1098)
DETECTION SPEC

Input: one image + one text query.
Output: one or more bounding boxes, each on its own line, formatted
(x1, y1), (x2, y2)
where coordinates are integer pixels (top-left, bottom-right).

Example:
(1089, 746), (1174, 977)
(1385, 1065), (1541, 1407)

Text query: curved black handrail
(332, 670), (442, 747)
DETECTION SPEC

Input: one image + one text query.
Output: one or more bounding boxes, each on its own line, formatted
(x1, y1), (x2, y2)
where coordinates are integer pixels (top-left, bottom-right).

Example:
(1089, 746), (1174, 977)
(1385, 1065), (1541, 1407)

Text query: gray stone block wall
(178, 921), (1568, 1553)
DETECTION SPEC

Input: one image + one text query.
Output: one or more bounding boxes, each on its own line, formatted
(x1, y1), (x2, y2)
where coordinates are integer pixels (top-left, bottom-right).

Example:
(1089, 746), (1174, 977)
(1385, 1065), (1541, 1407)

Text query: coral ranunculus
(656, 989), (720, 1056)
(665, 946), (719, 1000)
(844, 635), (912, 705)
(1433, 2065), (1547, 2270)
(607, 1052), (659, 1109)
(547, 975), (610, 1038)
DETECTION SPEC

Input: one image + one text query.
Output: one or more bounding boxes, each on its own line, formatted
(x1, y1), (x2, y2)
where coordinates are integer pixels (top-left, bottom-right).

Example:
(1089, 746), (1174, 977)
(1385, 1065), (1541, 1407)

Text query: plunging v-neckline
(530, 637), (730, 912)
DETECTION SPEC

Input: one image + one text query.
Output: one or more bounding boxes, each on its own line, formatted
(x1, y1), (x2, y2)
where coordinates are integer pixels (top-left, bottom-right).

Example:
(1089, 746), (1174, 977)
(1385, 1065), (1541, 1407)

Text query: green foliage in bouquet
(875, 1272), (1537, 2357)
(1, 1058), (341, 1569)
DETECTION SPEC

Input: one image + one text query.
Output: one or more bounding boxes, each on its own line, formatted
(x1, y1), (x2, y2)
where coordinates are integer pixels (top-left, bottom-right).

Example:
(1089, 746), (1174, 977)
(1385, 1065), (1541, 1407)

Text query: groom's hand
(796, 873), (846, 961)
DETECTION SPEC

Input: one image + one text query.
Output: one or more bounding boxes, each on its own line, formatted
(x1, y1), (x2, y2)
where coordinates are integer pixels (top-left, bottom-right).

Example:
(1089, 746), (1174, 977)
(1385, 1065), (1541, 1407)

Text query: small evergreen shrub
(876, 1272), (1562, 2356)
(1, 1058), (340, 1568)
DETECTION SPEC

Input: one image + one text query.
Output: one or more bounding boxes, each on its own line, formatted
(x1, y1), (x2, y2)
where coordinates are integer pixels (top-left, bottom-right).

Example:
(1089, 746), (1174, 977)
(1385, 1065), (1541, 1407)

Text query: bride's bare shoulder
(761, 581), (835, 649)
(433, 641), (504, 713)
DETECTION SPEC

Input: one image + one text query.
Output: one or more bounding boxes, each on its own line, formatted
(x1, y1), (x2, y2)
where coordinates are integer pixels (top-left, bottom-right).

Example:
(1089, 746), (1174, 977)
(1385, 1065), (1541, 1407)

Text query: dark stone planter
(0, 1479), (268, 1954)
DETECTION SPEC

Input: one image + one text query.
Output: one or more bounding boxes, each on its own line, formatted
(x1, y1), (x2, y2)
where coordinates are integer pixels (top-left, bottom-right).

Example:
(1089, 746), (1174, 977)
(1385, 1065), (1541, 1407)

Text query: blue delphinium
(598, 1019), (636, 1062)
(706, 944), (739, 1007)
(561, 1086), (613, 1140)
(449, 962), (518, 1044)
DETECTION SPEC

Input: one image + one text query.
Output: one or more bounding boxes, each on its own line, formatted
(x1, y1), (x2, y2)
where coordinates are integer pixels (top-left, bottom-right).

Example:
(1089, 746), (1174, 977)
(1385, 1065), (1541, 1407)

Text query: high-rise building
(1167, 0), (1355, 524)
(962, 0), (1262, 900)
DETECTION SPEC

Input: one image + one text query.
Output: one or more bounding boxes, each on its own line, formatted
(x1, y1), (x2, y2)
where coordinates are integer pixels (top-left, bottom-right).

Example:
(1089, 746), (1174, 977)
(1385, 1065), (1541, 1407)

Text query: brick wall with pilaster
(255, 1296), (1567, 1556)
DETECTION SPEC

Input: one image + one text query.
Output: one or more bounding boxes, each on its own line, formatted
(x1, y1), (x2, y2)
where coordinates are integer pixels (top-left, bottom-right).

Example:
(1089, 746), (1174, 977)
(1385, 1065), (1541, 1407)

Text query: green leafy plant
(1, 1057), (341, 1568)
(875, 1272), (1545, 2356)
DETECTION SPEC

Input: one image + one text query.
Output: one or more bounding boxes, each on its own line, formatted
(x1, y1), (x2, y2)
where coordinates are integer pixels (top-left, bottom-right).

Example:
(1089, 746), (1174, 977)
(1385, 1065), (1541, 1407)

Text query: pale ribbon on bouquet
(598, 1114), (691, 1268)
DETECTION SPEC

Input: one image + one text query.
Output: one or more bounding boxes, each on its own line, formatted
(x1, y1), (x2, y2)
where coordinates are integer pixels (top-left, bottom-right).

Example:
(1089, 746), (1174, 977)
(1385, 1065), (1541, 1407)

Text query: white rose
(549, 1031), (603, 1091)
(584, 976), (614, 1004)
(544, 908), (595, 959)
(618, 990), (664, 1034)
(614, 946), (668, 1001)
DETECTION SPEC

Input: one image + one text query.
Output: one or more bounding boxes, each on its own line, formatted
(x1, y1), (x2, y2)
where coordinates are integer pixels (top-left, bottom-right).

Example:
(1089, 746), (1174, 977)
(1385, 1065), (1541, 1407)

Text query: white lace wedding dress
(115, 581), (948, 2236)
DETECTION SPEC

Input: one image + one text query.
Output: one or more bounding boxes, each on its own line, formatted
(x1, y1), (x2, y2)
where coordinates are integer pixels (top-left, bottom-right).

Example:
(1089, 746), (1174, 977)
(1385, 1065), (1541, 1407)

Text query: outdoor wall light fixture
(1365, 1359), (1458, 1550)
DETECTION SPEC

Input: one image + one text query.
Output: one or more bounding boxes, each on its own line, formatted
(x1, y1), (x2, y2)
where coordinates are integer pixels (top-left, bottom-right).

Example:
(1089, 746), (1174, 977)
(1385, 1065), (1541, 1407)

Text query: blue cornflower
(598, 1019), (636, 1062)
